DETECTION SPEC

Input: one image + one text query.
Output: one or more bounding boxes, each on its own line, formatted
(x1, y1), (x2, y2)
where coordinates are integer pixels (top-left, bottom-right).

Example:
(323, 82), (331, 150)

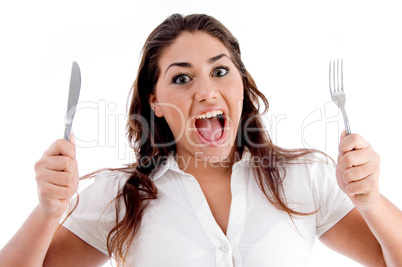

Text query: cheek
(161, 106), (184, 124)
(156, 89), (184, 116)
(225, 78), (244, 113)
(227, 73), (244, 97)
(159, 101), (189, 136)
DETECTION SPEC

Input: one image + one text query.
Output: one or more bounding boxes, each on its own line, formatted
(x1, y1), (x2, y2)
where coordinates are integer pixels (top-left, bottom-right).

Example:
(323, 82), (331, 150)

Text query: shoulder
(284, 152), (336, 180)
(92, 169), (132, 188)
(64, 169), (133, 223)
(280, 152), (339, 202)
(77, 169), (133, 202)
(280, 152), (354, 224)
(61, 169), (133, 255)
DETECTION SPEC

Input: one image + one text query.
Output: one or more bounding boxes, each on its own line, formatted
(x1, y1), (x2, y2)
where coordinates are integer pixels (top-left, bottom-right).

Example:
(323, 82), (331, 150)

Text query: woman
(0, 13), (401, 266)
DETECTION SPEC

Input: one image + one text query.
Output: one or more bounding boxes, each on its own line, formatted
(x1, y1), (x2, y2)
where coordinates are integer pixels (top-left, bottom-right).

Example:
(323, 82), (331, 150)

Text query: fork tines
(328, 58), (351, 135)
(329, 58), (343, 94)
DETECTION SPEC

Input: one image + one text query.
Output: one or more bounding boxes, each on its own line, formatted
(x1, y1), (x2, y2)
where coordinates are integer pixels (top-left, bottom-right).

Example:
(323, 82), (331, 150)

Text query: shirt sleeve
(309, 159), (355, 237)
(61, 170), (128, 255)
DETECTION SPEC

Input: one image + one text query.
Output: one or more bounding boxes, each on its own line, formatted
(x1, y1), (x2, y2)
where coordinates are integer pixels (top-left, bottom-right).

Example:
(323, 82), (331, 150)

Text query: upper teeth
(196, 109), (224, 119)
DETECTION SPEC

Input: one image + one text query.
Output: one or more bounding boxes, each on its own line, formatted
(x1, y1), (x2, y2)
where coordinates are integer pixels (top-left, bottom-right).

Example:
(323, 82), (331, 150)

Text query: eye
(172, 74), (191, 85)
(212, 66), (229, 77)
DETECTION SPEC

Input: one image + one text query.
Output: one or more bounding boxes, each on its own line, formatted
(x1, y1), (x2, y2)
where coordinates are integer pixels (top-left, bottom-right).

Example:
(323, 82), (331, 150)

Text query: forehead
(158, 31), (230, 67)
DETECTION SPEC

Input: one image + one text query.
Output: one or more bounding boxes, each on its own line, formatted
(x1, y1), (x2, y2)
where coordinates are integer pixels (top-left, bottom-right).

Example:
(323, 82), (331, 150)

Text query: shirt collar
(150, 148), (252, 181)
(150, 153), (184, 181)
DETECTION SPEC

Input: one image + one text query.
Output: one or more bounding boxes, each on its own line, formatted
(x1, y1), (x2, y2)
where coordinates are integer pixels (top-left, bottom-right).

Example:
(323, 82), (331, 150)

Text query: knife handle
(64, 123), (72, 141)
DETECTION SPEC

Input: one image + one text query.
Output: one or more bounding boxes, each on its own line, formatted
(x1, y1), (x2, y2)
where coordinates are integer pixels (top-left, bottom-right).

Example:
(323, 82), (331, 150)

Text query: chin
(194, 144), (235, 163)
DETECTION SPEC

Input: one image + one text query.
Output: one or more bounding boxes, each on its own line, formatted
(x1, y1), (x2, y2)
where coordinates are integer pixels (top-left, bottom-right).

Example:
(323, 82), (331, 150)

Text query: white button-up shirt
(63, 151), (354, 266)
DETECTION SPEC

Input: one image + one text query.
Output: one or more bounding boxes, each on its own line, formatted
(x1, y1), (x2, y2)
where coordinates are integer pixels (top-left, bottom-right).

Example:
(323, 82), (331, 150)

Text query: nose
(194, 77), (219, 102)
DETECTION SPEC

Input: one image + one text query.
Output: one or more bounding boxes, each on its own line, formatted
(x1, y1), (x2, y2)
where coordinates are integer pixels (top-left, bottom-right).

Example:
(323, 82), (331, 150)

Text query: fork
(329, 59), (351, 135)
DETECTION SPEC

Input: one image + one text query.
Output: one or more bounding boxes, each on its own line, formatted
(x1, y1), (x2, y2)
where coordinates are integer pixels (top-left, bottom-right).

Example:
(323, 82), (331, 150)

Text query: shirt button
(221, 244), (229, 252)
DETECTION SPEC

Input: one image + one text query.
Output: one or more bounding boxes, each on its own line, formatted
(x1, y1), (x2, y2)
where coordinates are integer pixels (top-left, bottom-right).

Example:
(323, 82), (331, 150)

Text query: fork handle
(341, 110), (352, 135)
(344, 120), (351, 135)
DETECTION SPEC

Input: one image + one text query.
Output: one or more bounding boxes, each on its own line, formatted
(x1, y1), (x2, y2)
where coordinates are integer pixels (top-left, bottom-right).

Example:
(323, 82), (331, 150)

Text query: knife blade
(64, 61), (81, 141)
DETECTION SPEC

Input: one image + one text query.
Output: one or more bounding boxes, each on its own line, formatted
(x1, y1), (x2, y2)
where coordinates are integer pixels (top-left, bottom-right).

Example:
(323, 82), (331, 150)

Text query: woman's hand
(34, 134), (79, 219)
(336, 130), (381, 212)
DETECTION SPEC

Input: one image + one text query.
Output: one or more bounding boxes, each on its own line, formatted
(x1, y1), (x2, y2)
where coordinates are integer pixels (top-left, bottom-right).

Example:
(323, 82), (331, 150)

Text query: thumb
(340, 130), (347, 141)
(70, 133), (76, 146)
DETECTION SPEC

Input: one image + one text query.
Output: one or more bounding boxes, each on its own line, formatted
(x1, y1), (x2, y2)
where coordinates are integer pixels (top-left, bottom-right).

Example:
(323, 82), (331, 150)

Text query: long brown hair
(101, 13), (323, 263)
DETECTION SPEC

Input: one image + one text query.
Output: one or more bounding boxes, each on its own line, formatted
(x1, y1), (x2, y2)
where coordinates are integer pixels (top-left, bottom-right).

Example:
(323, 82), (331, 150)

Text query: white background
(1, 0), (401, 266)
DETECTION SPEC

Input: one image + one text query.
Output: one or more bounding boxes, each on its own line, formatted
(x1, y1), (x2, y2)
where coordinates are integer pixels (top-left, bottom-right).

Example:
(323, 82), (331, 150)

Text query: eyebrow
(164, 53), (230, 76)
(208, 53), (230, 64)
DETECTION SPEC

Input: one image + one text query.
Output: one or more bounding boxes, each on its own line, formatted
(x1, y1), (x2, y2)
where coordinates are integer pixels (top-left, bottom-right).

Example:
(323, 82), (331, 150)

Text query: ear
(148, 94), (163, 117)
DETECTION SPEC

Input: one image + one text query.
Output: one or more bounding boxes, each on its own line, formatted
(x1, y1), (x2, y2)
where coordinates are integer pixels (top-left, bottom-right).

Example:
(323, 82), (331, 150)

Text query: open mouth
(194, 109), (226, 144)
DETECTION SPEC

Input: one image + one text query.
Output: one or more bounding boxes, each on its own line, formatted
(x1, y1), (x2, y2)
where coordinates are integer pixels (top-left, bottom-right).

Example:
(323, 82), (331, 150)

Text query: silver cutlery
(64, 61), (81, 141)
(329, 59), (351, 135)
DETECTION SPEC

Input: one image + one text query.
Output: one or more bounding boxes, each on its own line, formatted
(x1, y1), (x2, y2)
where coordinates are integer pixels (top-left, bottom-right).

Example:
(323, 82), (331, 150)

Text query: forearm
(359, 194), (402, 267)
(0, 205), (61, 267)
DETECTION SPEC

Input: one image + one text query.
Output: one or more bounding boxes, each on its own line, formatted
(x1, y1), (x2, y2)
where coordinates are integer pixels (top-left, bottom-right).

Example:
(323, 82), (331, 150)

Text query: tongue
(195, 117), (223, 142)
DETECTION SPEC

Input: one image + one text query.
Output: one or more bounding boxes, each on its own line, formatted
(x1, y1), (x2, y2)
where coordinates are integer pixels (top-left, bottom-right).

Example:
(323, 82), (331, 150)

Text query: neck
(175, 146), (241, 179)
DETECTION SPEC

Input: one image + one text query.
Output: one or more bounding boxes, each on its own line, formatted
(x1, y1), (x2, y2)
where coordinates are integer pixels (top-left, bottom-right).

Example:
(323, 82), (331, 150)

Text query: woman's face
(150, 31), (244, 164)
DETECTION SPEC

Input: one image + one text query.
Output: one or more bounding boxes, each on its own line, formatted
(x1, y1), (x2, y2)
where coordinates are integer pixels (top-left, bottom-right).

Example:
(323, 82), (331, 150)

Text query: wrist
(35, 205), (64, 227)
(356, 194), (383, 217)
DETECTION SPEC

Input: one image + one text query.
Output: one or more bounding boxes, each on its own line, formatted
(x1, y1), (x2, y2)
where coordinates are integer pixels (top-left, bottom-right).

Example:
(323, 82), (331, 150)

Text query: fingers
(336, 132), (381, 210)
(36, 168), (77, 188)
(343, 174), (378, 196)
(37, 178), (76, 201)
(339, 132), (370, 155)
(338, 141), (380, 184)
(338, 148), (378, 171)
(45, 138), (76, 159)
(338, 132), (380, 172)
(340, 159), (379, 184)
(36, 155), (76, 172)
(34, 137), (79, 218)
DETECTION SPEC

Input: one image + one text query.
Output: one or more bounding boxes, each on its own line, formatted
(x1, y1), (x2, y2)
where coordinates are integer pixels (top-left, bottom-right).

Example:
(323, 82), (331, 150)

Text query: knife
(64, 61), (81, 141)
